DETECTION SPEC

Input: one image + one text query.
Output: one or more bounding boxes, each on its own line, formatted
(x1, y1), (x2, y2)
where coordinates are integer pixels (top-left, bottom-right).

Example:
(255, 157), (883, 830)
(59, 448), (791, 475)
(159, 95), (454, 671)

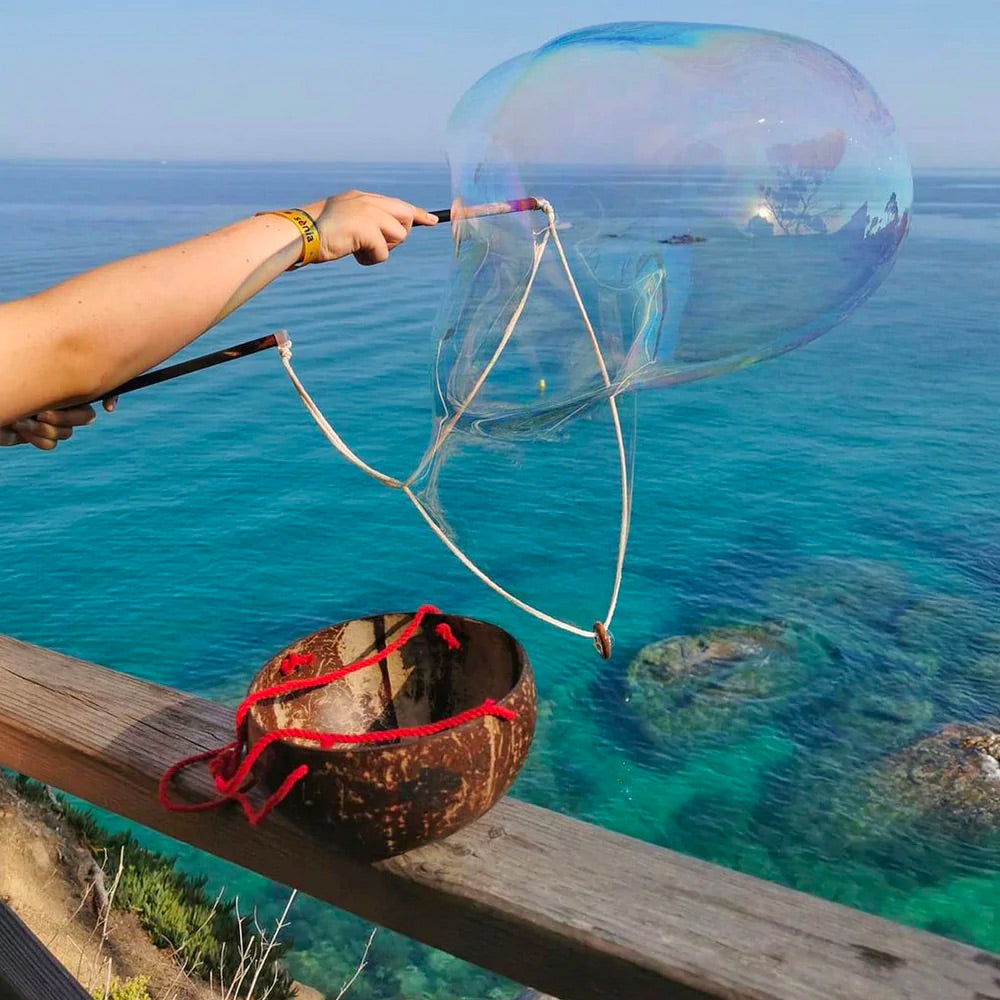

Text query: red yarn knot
(435, 622), (461, 650)
(208, 743), (241, 787)
(280, 651), (315, 676)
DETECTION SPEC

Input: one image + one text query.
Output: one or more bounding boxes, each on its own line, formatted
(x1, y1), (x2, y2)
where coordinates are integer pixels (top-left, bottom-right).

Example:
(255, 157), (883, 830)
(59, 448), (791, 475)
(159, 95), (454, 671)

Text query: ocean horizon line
(1, 157), (998, 174)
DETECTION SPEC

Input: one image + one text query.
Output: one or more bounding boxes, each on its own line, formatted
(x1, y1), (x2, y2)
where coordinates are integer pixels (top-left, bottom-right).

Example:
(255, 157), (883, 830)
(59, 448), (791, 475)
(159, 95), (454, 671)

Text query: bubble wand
(82, 194), (628, 657)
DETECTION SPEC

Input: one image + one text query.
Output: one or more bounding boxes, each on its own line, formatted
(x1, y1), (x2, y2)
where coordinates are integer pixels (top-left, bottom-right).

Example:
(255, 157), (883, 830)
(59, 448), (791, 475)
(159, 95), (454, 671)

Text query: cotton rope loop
(274, 200), (630, 657)
(159, 605), (515, 826)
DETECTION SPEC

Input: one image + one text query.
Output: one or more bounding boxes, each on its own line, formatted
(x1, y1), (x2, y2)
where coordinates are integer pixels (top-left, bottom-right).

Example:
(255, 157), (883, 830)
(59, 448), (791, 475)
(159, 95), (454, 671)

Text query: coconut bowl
(245, 611), (536, 858)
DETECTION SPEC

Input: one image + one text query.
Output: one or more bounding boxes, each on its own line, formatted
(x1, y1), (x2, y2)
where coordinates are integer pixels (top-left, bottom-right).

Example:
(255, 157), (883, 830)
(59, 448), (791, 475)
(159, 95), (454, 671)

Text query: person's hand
(0, 405), (98, 451)
(303, 191), (438, 266)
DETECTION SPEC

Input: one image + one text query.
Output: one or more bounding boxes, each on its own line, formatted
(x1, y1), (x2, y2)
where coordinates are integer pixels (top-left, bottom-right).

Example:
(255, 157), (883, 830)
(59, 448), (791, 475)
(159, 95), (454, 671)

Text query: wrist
(254, 208), (322, 269)
(301, 199), (334, 260)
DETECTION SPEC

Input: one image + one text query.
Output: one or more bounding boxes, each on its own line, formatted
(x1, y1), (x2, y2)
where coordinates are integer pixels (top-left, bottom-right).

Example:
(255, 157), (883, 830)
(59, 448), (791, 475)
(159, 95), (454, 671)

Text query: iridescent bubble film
(431, 22), (912, 435)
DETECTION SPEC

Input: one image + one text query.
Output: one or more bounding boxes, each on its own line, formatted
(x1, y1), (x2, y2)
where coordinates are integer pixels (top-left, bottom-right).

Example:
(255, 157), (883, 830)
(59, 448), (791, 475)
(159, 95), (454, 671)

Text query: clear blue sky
(1, 0), (995, 168)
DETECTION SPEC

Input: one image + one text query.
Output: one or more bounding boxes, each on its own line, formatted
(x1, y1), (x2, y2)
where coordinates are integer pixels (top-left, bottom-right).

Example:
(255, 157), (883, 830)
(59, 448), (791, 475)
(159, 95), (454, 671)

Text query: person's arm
(0, 190), (436, 430)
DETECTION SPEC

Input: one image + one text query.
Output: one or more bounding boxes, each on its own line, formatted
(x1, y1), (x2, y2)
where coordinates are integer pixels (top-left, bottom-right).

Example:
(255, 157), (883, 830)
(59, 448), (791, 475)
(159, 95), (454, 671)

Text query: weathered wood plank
(1, 634), (999, 1000)
(0, 900), (91, 1000)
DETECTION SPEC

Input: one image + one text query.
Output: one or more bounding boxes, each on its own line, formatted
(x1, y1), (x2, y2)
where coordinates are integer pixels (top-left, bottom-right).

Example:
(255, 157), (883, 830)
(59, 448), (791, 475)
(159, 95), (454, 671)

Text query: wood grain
(1, 633), (999, 1000)
(0, 900), (91, 1000)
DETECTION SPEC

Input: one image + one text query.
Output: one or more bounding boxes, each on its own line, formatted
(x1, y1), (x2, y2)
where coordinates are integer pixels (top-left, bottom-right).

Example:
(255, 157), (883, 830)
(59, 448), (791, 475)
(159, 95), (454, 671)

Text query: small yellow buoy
(539, 378), (547, 392)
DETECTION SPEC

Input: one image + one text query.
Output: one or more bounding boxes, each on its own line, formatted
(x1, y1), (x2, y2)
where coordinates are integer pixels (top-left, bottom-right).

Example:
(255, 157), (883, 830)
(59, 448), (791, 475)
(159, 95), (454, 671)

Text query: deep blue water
(2, 161), (999, 997)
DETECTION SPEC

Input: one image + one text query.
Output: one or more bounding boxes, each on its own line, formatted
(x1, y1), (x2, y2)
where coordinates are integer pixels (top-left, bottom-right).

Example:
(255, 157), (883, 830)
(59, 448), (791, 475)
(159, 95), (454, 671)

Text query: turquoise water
(2, 161), (1000, 996)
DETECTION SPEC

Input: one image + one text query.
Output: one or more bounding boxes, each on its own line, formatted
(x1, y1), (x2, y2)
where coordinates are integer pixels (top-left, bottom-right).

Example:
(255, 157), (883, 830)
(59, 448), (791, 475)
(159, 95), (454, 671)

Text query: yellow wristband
(255, 208), (322, 269)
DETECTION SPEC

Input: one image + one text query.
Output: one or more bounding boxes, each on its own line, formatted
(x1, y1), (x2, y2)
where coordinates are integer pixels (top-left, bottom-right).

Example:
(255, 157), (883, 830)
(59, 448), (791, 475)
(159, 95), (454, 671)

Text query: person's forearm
(0, 190), (436, 428)
(0, 210), (304, 424)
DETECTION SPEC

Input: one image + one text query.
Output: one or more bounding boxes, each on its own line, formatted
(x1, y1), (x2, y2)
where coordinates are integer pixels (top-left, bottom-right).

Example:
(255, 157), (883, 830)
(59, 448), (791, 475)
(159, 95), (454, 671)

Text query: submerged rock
(803, 683), (937, 765)
(894, 595), (1000, 679)
(865, 720), (1000, 836)
(765, 557), (913, 637)
(625, 620), (831, 748)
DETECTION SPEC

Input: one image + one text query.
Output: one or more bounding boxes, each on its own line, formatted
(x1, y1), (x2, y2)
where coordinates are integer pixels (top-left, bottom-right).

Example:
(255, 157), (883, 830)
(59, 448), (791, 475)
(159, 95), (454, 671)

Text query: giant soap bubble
(280, 22), (911, 653)
(430, 21), (911, 435)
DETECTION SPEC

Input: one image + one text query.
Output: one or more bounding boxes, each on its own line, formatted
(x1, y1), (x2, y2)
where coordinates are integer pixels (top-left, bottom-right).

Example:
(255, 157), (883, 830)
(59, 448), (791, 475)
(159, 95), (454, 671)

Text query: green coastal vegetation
(93, 976), (153, 1000)
(9, 773), (296, 1000)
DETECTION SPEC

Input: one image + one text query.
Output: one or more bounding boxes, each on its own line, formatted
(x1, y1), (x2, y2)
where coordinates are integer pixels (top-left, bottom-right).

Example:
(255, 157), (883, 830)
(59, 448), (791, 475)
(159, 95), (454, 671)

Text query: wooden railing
(1, 633), (998, 1000)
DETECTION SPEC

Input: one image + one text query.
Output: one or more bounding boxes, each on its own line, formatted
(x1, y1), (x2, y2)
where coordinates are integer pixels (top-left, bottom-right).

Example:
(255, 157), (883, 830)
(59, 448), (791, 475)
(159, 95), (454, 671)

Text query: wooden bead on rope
(593, 622), (613, 659)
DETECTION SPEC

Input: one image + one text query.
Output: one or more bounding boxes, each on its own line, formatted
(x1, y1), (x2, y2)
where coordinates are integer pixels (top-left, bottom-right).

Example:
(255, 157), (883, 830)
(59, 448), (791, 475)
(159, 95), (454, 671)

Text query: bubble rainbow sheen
(432, 22), (912, 432)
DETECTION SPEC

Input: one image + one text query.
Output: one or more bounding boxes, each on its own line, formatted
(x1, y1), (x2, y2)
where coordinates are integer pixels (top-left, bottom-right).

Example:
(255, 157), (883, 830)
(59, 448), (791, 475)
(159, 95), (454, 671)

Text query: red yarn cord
(159, 606), (512, 826)
(234, 604), (447, 729)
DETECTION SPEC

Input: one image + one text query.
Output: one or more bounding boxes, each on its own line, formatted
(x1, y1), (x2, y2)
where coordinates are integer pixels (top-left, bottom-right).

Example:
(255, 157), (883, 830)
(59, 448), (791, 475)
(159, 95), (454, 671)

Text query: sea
(1, 160), (999, 998)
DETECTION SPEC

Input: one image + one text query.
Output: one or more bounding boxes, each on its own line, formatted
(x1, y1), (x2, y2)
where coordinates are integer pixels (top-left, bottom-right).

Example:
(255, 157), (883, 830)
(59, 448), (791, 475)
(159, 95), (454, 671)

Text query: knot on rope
(158, 606), (508, 828)
(280, 651), (315, 676)
(274, 331), (293, 361)
(207, 742), (243, 787)
(435, 622), (461, 650)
